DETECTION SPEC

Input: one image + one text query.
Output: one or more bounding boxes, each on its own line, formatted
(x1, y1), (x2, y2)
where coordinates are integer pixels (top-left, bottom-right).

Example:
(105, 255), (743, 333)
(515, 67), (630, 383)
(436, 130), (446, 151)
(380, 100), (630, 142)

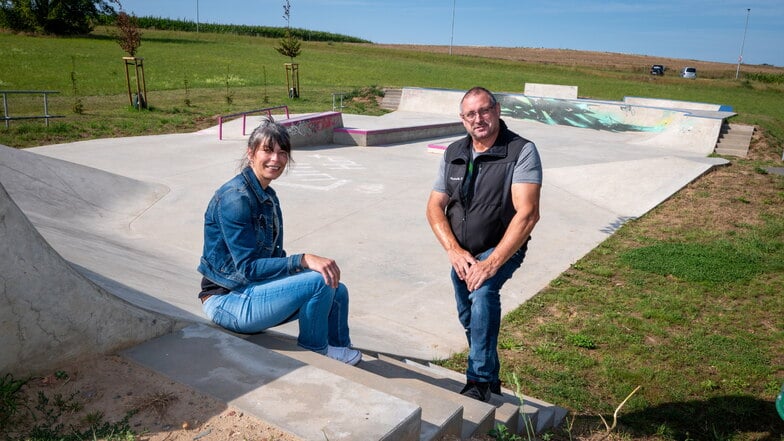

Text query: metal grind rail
(217, 105), (290, 140)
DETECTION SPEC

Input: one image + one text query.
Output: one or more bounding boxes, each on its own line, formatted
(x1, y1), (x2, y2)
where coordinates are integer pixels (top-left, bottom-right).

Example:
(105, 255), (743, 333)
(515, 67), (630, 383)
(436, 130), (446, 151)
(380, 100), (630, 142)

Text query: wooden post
(123, 57), (133, 105)
(285, 63), (299, 98)
(123, 57), (147, 109)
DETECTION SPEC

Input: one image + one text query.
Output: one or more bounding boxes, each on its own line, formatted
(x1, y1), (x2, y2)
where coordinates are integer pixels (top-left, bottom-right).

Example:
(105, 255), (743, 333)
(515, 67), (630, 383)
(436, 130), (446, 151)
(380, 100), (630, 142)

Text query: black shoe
(490, 380), (502, 395)
(460, 381), (492, 402)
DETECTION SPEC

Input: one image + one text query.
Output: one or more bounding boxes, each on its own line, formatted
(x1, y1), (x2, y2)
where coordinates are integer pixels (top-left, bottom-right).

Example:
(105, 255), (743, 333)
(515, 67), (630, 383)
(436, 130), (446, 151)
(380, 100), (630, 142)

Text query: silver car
(681, 67), (697, 79)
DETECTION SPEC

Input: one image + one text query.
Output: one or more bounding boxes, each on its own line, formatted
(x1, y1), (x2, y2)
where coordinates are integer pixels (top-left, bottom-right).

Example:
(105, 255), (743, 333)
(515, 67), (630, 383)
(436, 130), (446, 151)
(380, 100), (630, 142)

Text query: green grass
(1, 26), (783, 148)
(0, 373), (28, 432)
(466, 199), (784, 439)
(1, 25), (784, 440)
(619, 240), (765, 284)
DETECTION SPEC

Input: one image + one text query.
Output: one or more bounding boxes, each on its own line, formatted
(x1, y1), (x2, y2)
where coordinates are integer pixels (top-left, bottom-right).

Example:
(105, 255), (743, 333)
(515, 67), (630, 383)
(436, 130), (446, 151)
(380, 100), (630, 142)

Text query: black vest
(444, 120), (530, 255)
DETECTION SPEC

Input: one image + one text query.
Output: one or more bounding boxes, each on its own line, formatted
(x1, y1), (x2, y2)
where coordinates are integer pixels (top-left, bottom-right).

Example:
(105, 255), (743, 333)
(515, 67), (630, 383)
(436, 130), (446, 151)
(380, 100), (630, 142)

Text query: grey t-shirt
(432, 141), (543, 193)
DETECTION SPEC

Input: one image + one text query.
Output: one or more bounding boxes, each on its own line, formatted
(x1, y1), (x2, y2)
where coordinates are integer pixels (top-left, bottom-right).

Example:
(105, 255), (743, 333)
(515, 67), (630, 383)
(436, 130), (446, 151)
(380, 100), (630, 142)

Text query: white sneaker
(326, 345), (362, 366)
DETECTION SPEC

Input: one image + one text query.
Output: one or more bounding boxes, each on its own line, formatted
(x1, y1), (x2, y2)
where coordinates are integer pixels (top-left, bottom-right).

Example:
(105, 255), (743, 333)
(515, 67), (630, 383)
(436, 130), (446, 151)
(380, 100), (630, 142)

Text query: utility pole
(196, 0), (200, 33)
(449, 0), (456, 55)
(735, 8), (750, 80)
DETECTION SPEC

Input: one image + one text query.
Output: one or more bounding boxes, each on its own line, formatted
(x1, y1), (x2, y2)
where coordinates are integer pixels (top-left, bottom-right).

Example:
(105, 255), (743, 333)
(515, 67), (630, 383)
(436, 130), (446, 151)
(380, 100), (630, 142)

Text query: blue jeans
(451, 245), (527, 384)
(202, 270), (351, 354)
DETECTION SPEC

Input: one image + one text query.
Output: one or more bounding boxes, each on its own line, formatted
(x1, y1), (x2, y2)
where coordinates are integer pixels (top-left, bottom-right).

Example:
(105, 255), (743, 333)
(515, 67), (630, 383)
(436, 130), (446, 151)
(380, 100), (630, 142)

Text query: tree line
(0, 0), (370, 43)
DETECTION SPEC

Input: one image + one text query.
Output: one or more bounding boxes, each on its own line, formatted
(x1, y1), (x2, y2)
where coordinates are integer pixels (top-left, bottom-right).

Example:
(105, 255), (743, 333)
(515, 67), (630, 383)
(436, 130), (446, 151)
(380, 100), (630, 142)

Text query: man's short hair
(461, 87), (498, 108)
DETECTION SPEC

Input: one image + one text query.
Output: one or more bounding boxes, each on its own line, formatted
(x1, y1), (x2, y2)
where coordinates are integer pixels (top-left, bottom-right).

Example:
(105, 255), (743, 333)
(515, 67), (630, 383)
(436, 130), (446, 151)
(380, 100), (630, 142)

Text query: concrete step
(122, 324), (421, 441)
(714, 123), (754, 157)
(123, 324), (566, 440)
(372, 354), (497, 439)
(408, 360), (568, 435)
(248, 332), (552, 439)
(381, 88), (403, 110)
(247, 333), (463, 441)
(722, 123), (755, 135)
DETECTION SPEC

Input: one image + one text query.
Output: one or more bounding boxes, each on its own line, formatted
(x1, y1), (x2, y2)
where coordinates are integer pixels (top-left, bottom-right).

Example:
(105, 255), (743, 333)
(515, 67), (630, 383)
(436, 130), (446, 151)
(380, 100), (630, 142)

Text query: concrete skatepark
(1, 87), (735, 439)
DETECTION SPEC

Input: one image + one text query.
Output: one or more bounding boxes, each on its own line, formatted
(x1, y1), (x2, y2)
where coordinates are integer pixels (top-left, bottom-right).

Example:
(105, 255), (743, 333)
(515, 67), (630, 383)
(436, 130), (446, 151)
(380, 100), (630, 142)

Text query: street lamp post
(449, 0), (456, 55)
(735, 8), (750, 80)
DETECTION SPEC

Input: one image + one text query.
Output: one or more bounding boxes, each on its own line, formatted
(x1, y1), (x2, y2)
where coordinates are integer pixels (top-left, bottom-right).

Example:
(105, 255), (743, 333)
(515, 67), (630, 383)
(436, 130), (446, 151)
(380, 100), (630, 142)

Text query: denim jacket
(198, 167), (303, 291)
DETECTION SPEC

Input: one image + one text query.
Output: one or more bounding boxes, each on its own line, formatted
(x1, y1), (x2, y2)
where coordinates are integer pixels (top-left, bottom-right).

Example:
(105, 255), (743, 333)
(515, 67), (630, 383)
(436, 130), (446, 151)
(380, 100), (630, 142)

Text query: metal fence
(1, 90), (64, 128)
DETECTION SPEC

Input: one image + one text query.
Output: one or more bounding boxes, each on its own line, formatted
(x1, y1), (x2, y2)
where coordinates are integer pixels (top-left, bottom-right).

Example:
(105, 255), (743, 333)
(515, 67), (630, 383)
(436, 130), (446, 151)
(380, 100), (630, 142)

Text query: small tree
(275, 28), (301, 61)
(274, 0), (301, 98)
(274, 0), (300, 61)
(70, 56), (84, 114)
(115, 11), (141, 57)
(116, 8), (147, 109)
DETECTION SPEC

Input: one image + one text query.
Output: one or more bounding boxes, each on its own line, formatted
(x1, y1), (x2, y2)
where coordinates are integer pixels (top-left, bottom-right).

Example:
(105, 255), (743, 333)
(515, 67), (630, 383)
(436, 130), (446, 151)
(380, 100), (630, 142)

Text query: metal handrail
(1, 90), (63, 128)
(217, 105), (290, 140)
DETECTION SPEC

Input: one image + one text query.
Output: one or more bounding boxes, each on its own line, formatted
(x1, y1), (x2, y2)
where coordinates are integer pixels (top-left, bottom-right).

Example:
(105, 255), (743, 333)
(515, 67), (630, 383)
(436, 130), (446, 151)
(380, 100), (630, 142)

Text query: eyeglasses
(460, 105), (496, 121)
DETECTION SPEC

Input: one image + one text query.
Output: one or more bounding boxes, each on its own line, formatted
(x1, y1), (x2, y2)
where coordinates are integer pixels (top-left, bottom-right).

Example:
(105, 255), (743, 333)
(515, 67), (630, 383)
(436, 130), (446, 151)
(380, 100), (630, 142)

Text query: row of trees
(126, 16), (368, 43)
(0, 0), (117, 35)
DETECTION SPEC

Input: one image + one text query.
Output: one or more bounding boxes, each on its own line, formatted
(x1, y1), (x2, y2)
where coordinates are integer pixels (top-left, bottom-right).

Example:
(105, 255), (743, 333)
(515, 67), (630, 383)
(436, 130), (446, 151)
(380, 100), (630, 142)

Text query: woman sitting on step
(197, 116), (361, 366)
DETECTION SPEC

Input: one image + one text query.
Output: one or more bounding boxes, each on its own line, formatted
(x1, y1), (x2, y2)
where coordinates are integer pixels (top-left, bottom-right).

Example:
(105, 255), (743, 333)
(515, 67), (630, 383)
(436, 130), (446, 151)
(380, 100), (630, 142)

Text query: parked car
(681, 66), (697, 79)
(650, 64), (665, 75)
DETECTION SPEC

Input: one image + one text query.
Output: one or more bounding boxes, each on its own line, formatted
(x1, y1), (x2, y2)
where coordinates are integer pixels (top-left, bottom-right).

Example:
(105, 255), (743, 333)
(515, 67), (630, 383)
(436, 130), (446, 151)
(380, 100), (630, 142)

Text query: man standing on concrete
(426, 87), (542, 402)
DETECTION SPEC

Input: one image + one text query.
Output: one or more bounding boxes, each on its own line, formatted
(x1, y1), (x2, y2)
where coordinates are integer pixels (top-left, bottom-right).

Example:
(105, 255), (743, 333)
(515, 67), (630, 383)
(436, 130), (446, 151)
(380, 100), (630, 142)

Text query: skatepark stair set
(713, 122), (754, 157)
(380, 88), (403, 111)
(124, 324), (567, 441)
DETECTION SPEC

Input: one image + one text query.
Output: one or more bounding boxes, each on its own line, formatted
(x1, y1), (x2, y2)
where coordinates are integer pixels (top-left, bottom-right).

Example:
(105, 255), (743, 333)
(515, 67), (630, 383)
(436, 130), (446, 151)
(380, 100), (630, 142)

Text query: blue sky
(116, 0), (783, 67)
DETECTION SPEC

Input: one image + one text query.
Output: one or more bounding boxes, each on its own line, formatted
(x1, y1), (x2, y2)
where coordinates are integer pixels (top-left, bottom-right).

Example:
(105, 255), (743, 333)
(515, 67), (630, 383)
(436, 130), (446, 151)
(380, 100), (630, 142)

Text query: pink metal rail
(217, 105), (289, 140)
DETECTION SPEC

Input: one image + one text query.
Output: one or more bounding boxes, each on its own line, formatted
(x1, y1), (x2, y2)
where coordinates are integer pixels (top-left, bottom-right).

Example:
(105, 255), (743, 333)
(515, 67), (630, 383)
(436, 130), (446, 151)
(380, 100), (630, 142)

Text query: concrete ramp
(524, 83), (578, 99)
(0, 142), (209, 322)
(545, 156), (724, 217)
(0, 144), (168, 234)
(397, 87), (464, 115)
(0, 172), (178, 376)
(623, 97), (728, 112)
(397, 87), (732, 156)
